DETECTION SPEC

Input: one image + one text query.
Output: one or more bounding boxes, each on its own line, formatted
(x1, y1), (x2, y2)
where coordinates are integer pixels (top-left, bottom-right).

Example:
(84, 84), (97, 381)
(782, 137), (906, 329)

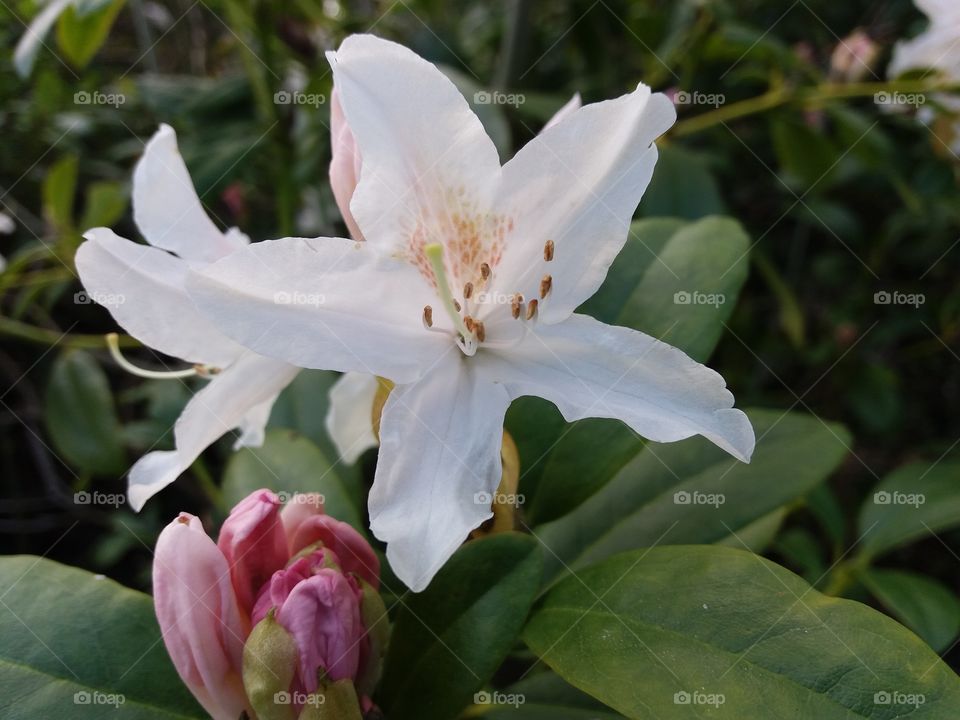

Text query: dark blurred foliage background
(1, 0), (959, 666)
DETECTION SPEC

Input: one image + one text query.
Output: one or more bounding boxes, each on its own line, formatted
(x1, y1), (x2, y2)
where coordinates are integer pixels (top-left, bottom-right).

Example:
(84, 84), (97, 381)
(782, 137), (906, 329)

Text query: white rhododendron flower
(889, 0), (960, 79)
(323, 90), (583, 465)
(189, 34), (754, 591)
(889, 1), (960, 154)
(76, 125), (299, 511)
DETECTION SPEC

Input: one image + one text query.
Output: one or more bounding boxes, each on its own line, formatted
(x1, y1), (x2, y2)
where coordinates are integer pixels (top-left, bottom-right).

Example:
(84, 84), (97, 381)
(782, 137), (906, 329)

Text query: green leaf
(479, 672), (623, 719)
(537, 409), (850, 582)
(79, 180), (128, 230)
(378, 534), (542, 720)
(579, 218), (687, 325)
(859, 568), (960, 654)
(715, 506), (787, 553)
(44, 350), (126, 476)
(505, 396), (566, 502)
(222, 428), (362, 531)
(56, 0), (124, 70)
(0, 556), (204, 719)
(524, 546), (960, 719)
(770, 116), (841, 192)
(267, 370), (358, 474)
(617, 215), (750, 363)
(857, 461), (960, 560)
(638, 145), (726, 219)
(42, 154), (78, 233)
(528, 420), (639, 525)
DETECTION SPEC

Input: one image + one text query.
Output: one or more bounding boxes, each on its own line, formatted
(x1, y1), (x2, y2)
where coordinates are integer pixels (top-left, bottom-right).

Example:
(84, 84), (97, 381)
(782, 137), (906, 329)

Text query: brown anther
(464, 316), (476, 333)
(453, 299), (462, 312)
(475, 321), (486, 342)
(540, 274), (552, 299)
(423, 305), (433, 327)
(544, 240), (555, 261)
(526, 298), (539, 320)
(480, 262), (491, 280)
(463, 282), (474, 300)
(511, 294), (523, 319)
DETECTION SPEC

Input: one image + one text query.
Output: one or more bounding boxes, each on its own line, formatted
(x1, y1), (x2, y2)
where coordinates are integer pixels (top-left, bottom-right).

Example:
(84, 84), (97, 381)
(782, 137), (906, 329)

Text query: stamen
(106, 333), (198, 380)
(464, 316), (476, 334)
(424, 244), (473, 340)
(463, 282), (474, 300)
(525, 298), (539, 320)
(540, 274), (552, 299)
(544, 240), (555, 261)
(475, 321), (486, 342)
(511, 294), (523, 319)
(480, 263), (491, 281)
(423, 305), (433, 328)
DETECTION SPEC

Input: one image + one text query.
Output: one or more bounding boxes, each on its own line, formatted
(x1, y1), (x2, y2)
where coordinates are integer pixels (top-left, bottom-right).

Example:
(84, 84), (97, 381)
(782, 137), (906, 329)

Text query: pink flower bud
(275, 568), (365, 690)
(218, 489), (289, 616)
(289, 513), (380, 589)
(155, 491), (384, 718)
(153, 513), (249, 720)
(330, 87), (365, 241)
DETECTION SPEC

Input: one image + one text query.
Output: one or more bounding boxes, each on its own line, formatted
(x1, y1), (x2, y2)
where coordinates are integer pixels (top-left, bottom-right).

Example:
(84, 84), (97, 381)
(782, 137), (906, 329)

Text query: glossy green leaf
(222, 428), (362, 530)
(524, 546), (960, 719)
(478, 672), (623, 719)
(617, 215), (750, 363)
(579, 218), (688, 325)
(56, 0), (125, 70)
(528, 419), (639, 525)
(378, 533), (542, 720)
(857, 461), (960, 560)
(639, 145), (726, 220)
(44, 349), (126, 475)
(715, 506), (787, 553)
(860, 568), (960, 654)
(538, 409), (850, 582)
(0, 556), (204, 719)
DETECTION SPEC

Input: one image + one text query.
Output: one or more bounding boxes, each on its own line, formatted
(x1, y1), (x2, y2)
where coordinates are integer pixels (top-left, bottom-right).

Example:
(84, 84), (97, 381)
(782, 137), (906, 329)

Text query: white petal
(187, 236), (445, 384)
(488, 85), (676, 325)
(76, 228), (244, 367)
(889, 26), (960, 78)
(540, 92), (582, 132)
(133, 124), (247, 263)
(326, 35), (501, 277)
(325, 372), (380, 464)
(13, 0), (73, 78)
(478, 314), (755, 462)
(233, 393), (284, 450)
(917, 0), (960, 21)
(370, 352), (510, 591)
(0, 212), (15, 234)
(128, 353), (299, 510)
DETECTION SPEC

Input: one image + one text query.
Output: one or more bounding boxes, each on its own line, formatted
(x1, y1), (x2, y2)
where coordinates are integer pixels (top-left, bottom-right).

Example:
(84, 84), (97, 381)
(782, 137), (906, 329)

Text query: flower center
(423, 243), (480, 356)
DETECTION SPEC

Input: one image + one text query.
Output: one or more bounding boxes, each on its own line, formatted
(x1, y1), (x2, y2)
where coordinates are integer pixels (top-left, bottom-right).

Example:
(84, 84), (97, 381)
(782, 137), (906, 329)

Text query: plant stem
(0, 317), (138, 350)
(671, 80), (960, 137)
